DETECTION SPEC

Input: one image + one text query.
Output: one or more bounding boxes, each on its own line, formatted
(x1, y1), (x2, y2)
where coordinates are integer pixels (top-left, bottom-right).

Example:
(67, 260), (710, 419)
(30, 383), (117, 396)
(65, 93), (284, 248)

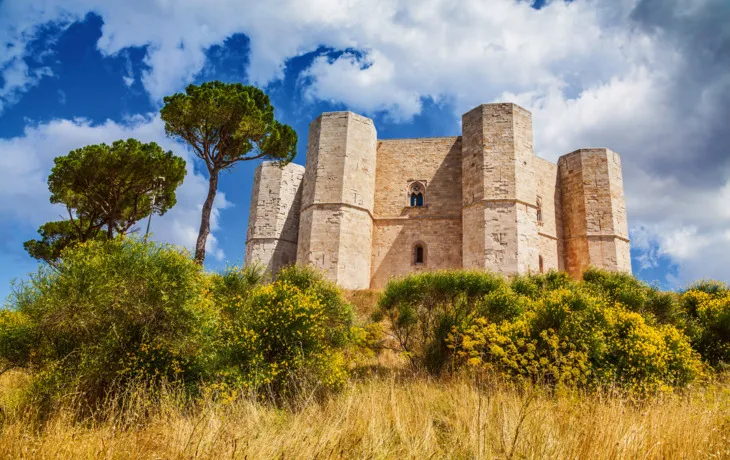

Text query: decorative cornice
(374, 215), (462, 222)
(246, 237), (299, 245)
(565, 234), (630, 243)
(300, 202), (374, 220)
(462, 198), (538, 210)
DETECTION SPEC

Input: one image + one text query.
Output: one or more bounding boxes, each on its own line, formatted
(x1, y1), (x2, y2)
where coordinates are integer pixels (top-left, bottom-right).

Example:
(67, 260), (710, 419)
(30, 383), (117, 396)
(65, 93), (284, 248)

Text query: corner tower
(296, 112), (377, 289)
(461, 103), (539, 274)
(244, 161), (305, 274)
(558, 149), (631, 278)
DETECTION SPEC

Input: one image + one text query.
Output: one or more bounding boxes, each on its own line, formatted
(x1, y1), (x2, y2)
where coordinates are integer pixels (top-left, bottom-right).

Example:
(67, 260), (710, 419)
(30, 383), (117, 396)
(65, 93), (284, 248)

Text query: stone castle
(244, 103), (631, 289)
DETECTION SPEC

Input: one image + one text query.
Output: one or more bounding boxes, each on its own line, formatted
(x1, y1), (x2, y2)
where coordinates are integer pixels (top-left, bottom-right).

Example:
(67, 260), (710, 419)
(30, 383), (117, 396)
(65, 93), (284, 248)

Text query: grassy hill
(0, 239), (728, 458)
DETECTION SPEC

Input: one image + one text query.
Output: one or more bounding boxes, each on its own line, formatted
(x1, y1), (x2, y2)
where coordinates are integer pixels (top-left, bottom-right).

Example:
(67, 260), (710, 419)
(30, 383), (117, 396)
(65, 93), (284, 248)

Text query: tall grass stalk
(1, 370), (728, 459)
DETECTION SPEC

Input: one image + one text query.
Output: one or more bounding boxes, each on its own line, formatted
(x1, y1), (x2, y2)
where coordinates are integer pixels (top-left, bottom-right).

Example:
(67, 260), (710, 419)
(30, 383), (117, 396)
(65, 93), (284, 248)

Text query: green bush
(582, 268), (685, 327)
(211, 265), (353, 398)
(680, 286), (730, 367)
(376, 270), (505, 373)
(1, 239), (217, 414)
(379, 269), (705, 393)
(0, 242), (357, 414)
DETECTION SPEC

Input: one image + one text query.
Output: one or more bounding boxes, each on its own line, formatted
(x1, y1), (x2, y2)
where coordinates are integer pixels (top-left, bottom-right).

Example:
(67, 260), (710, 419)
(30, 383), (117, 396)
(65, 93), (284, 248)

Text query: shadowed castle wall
(244, 162), (304, 274)
(534, 157), (564, 272)
(370, 137), (463, 288)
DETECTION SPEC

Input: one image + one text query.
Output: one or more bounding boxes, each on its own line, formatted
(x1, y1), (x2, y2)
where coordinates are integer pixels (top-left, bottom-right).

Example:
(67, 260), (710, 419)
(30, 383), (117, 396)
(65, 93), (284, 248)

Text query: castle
(244, 103), (631, 289)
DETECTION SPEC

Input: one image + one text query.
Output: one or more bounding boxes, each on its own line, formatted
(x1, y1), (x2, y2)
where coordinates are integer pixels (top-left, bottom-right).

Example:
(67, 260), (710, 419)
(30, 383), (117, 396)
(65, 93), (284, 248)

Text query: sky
(1, 0), (729, 301)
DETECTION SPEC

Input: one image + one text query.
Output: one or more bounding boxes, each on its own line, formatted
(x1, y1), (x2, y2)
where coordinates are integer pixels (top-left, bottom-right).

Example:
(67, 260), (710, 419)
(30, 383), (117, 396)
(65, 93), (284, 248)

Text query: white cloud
(0, 116), (229, 261)
(0, 0), (729, 285)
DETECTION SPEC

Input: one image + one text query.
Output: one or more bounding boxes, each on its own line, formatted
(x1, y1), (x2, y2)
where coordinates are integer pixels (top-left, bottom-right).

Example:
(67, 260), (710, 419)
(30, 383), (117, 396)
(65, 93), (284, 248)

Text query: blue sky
(1, 0), (729, 301)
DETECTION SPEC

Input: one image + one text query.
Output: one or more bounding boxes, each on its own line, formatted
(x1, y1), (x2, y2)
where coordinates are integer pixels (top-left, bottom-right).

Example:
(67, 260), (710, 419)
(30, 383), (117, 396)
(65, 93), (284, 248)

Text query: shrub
(0, 310), (34, 372)
(601, 309), (702, 392)
(378, 269), (705, 392)
(509, 270), (576, 299)
(375, 270), (505, 373)
(582, 268), (684, 327)
(449, 287), (704, 393)
(1, 239), (217, 415)
(1, 240), (358, 416)
(680, 288), (730, 367)
(211, 265), (353, 398)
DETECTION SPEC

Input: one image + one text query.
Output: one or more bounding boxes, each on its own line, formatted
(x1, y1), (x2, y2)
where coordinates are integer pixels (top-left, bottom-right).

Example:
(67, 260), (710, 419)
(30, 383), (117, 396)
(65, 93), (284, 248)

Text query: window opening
(414, 244), (424, 264)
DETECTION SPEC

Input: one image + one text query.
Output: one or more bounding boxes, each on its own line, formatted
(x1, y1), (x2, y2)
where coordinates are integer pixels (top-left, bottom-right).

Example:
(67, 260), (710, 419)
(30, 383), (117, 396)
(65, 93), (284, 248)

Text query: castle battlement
(244, 103), (631, 289)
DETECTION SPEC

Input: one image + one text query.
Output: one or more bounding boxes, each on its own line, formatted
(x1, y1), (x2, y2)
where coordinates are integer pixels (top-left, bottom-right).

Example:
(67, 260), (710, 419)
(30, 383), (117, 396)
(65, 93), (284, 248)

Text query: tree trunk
(107, 217), (114, 239)
(195, 170), (219, 264)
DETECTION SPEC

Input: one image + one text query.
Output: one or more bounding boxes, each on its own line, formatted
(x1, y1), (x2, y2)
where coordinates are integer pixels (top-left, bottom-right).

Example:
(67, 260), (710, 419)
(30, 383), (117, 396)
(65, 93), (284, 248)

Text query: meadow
(0, 239), (729, 459)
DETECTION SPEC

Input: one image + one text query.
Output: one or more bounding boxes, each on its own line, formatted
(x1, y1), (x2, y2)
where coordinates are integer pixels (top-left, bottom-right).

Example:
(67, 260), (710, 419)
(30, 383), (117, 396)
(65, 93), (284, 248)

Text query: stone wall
(244, 161), (304, 274)
(296, 112), (377, 289)
(370, 137), (462, 288)
(558, 148), (631, 278)
(534, 157), (564, 271)
(461, 103), (539, 275)
(244, 103), (632, 289)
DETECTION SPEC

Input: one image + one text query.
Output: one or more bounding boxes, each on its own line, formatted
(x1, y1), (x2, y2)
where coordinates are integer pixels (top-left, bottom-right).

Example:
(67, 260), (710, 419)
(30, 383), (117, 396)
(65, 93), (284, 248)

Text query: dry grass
(1, 369), (729, 459)
(344, 289), (382, 321)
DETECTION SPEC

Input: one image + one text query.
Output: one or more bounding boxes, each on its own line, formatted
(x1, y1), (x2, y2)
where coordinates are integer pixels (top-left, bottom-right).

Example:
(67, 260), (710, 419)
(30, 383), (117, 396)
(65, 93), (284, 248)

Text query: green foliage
(160, 81), (297, 264)
(6, 234), (730, 413)
(4, 239), (214, 414)
(46, 138), (186, 239)
(1, 242), (355, 415)
(160, 81), (297, 168)
(379, 269), (706, 393)
(376, 270), (505, 373)
(680, 287), (730, 367)
(582, 268), (684, 327)
(0, 310), (34, 372)
(211, 265), (353, 398)
(23, 219), (106, 266)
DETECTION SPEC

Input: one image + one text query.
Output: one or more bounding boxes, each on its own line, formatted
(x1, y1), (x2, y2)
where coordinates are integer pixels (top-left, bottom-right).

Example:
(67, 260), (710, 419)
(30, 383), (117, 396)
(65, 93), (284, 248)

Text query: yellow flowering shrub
(448, 287), (704, 393)
(212, 265), (353, 397)
(380, 270), (705, 393)
(601, 309), (704, 393)
(681, 286), (730, 367)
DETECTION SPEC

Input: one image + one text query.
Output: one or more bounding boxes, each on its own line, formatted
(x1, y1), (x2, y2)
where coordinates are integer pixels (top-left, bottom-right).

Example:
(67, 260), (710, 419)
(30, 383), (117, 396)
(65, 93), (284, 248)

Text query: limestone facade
(244, 103), (631, 289)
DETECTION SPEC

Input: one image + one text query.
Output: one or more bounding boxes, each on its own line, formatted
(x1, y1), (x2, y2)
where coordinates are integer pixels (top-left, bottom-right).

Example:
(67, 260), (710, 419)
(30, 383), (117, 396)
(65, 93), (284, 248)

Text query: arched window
(413, 243), (425, 265)
(408, 181), (426, 207)
(539, 255), (544, 273)
(536, 197), (543, 225)
(410, 192), (424, 207)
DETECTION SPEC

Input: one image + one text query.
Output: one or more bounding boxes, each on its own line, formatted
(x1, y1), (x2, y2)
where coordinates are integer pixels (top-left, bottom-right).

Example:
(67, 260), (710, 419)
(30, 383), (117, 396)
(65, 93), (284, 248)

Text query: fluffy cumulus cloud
(0, 116), (230, 260)
(1, 0), (729, 284)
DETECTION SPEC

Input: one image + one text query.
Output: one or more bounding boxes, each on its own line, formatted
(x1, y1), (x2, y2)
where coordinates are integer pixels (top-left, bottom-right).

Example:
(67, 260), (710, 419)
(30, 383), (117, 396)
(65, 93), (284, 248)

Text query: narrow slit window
(539, 255), (544, 273)
(415, 245), (424, 264)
